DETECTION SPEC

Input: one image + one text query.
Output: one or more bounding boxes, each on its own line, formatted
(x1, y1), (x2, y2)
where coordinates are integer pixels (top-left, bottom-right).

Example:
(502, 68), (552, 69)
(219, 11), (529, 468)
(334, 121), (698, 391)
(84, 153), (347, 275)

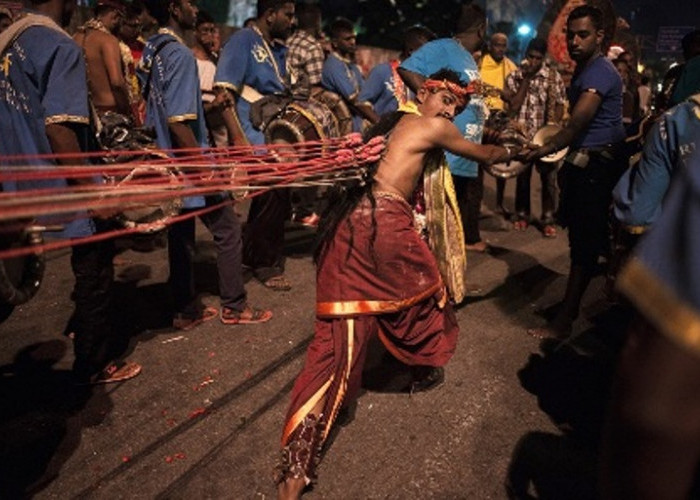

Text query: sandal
(261, 275), (292, 291)
(513, 220), (528, 231)
(77, 360), (142, 386)
(543, 225), (557, 238)
(220, 304), (273, 325)
(173, 306), (218, 331)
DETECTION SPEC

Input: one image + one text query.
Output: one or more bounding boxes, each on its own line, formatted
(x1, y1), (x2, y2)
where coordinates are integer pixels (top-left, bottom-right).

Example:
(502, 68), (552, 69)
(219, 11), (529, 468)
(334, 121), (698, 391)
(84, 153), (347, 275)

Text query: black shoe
(409, 366), (445, 394)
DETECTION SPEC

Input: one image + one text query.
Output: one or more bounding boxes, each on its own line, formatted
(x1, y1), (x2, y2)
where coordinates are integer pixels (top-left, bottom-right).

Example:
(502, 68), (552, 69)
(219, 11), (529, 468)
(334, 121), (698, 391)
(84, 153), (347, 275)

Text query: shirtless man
(73, 0), (131, 118)
(276, 69), (519, 499)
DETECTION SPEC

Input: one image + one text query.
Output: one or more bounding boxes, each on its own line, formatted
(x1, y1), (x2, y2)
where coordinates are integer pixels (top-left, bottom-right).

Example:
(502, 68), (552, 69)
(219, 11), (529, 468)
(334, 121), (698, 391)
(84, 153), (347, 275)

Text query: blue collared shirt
(613, 99), (700, 227)
(322, 53), (365, 132)
(0, 16), (94, 238)
(138, 30), (209, 208)
(358, 62), (408, 117)
(400, 38), (486, 178)
(214, 27), (288, 145)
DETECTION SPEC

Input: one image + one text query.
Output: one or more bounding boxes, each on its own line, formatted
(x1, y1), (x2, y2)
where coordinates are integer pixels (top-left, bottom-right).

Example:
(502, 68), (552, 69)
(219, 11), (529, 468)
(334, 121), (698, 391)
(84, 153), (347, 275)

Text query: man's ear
(416, 87), (427, 104)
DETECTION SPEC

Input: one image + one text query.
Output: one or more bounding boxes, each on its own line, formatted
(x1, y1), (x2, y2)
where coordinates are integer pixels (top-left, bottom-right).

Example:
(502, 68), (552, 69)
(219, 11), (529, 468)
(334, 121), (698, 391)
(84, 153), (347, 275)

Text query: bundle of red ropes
(0, 134), (385, 259)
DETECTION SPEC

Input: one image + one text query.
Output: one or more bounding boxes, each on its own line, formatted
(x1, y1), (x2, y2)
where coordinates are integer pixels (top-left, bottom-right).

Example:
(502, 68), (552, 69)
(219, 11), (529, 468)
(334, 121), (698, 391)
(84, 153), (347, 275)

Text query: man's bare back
(74, 24), (130, 114)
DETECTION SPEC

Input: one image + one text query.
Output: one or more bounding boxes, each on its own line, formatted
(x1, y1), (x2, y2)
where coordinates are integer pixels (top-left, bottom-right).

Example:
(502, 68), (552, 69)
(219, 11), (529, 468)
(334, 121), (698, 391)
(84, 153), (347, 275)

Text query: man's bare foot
(466, 241), (489, 253)
(278, 477), (307, 500)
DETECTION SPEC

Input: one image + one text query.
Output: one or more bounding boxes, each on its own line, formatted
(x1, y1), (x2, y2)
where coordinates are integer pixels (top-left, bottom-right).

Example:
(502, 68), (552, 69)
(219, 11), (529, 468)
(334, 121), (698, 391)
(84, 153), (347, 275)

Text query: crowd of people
(1, 0), (700, 498)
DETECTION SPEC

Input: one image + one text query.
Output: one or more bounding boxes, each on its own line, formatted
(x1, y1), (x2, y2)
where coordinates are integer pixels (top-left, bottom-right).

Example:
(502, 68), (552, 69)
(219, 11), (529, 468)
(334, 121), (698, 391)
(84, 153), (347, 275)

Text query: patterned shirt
(505, 64), (566, 139)
(286, 30), (324, 98)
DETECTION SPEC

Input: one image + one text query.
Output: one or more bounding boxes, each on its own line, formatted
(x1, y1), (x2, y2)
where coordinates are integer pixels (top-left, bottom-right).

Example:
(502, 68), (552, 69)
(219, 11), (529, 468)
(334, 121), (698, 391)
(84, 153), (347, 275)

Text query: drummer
(215, 0), (295, 292)
(321, 17), (379, 131)
(503, 38), (566, 238)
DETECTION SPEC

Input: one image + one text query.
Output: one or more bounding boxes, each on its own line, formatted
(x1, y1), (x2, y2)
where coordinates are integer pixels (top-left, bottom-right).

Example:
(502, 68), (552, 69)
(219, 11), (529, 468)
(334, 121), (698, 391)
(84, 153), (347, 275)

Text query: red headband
(421, 79), (479, 106)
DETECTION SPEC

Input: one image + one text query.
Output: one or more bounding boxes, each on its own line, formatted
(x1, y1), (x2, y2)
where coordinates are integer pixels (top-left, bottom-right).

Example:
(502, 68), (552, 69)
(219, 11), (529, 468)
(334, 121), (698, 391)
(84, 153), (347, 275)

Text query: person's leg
(464, 170), (486, 250)
(71, 237), (116, 381)
(201, 198), (272, 324)
(167, 216), (199, 318)
(496, 177), (508, 214)
(277, 316), (375, 498)
(71, 229), (139, 383)
(243, 189), (292, 288)
(199, 199), (246, 311)
(514, 164), (533, 229)
(537, 160), (559, 230)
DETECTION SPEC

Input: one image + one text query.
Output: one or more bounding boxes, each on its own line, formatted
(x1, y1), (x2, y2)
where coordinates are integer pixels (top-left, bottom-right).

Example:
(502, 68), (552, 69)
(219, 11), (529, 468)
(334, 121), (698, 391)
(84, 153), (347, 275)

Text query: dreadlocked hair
(313, 111), (407, 265)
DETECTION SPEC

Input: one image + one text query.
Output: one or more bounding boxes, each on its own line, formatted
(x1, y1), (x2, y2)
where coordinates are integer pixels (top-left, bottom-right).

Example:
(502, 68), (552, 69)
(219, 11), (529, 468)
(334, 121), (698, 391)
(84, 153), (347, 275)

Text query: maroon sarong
(277, 193), (459, 484)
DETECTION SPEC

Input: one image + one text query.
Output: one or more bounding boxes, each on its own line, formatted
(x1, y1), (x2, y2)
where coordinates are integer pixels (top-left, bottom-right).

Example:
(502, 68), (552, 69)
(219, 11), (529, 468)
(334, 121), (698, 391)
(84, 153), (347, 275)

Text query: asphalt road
(0, 177), (631, 499)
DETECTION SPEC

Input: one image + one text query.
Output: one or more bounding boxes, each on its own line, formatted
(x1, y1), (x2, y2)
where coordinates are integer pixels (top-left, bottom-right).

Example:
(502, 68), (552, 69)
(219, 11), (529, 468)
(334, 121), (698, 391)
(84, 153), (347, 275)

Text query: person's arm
(397, 67), (426, 94)
(504, 72), (531, 116)
(102, 36), (132, 117)
(612, 115), (676, 227)
(350, 101), (380, 124)
(525, 90), (602, 160)
(428, 117), (515, 165)
(46, 123), (88, 171)
(217, 88), (248, 146)
(168, 120), (199, 151)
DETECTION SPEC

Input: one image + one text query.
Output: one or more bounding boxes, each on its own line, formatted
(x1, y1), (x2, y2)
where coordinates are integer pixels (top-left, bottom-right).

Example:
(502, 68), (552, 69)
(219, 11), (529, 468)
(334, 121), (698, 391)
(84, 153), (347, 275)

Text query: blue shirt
(214, 27), (288, 145)
(0, 17), (94, 238)
(614, 99), (700, 228)
(358, 62), (407, 116)
(400, 38), (486, 178)
(138, 30), (209, 208)
(568, 55), (625, 149)
(618, 141), (700, 355)
(322, 53), (365, 132)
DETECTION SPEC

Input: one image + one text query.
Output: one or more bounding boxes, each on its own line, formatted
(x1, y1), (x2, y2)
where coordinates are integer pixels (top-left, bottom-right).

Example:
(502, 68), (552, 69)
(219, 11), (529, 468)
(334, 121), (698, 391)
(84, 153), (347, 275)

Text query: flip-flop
(261, 275), (292, 291)
(220, 305), (273, 325)
(77, 360), (142, 386)
(173, 306), (218, 331)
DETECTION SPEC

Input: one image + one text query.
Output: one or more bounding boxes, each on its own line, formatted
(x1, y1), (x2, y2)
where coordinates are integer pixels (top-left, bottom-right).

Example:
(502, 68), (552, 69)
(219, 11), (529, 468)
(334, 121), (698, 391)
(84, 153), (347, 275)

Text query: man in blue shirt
(601, 142), (700, 500)
(526, 5), (625, 339)
(0, 0), (141, 384)
(358, 25), (435, 117)
(215, 0), (295, 292)
(140, 0), (271, 327)
(321, 17), (379, 132)
(399, 4), (489, 252)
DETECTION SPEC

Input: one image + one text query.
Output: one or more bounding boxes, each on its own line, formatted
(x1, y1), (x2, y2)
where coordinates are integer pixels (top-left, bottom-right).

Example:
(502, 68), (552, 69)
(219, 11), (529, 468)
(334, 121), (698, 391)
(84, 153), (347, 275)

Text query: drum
(105, 163), (183, 252)
(264, 100), (339, 146)
(310, 88), (353, 136)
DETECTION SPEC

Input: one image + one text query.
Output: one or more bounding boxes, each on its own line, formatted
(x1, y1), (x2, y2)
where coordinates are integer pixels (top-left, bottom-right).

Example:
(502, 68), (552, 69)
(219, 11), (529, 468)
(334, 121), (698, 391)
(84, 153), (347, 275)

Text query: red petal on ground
(165, 455), (174, 463)
(188, 407), (207, 419)
(208, 352), (216, 358)
(175, 452), (186, 460)
(121, 456), (131, 463)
